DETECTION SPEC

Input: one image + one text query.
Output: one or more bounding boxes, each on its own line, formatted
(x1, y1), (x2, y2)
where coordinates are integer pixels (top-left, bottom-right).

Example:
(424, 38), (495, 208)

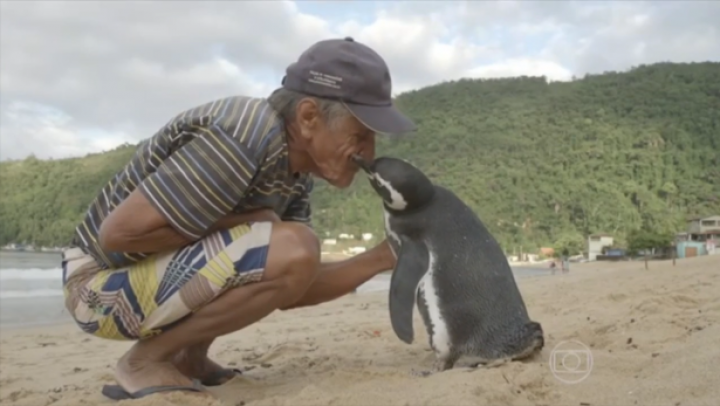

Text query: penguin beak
(351, 154), (371, 174)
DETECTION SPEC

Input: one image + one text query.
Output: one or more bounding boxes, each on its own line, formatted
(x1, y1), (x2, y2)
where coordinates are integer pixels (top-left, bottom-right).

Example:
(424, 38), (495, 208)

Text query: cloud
(466, 59), (573, 82)
(0, 0), (718, 160)
(0, 102), (132, 160)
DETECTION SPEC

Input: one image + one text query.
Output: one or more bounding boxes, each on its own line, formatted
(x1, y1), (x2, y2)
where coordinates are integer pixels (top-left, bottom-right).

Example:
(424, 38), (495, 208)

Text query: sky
(0, 0), (718, 161)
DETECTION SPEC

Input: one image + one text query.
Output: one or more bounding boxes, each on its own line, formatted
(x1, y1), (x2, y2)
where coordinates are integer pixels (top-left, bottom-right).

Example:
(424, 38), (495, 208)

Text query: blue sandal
(101, 379), (205, 400)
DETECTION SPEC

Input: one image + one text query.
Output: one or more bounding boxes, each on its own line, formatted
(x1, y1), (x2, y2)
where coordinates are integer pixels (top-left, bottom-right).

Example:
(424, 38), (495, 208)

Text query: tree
(553, 232), (585, 257)
(626, 229), (673, 256)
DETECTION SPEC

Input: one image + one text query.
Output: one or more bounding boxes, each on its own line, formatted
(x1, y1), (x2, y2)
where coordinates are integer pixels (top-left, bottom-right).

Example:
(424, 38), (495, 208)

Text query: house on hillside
(687, 215), (720, 236)
(678, 215), (720, 244)
(587, 234), (614, 261)
(676, 215), (720, 258)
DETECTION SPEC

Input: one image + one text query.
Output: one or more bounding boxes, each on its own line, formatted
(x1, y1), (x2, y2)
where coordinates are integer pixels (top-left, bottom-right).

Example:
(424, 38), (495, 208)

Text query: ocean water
(0, 251), (550, 328)
(0, 250), (71, 328)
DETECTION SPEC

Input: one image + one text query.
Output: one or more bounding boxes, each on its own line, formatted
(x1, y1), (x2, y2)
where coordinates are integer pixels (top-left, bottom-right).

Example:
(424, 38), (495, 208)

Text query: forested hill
(1, 62), (719, 251)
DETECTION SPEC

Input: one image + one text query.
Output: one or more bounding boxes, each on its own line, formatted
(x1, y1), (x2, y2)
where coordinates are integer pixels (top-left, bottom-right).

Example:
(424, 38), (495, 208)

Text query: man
(62, 37), (416, 399)
(561, 249), (570, 274)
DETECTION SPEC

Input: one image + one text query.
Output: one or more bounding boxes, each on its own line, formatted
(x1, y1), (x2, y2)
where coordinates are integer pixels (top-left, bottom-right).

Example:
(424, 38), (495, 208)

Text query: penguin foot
(457, 356), (510, 370)
(410, 359), (454, 378)
(410, 368), (435, 378)
(474, 358), (510, 369)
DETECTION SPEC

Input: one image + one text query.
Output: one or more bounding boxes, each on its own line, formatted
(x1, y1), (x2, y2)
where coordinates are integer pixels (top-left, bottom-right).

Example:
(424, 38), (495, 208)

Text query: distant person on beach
(561, 248), (570, 274)
(61, 37), (415, 399)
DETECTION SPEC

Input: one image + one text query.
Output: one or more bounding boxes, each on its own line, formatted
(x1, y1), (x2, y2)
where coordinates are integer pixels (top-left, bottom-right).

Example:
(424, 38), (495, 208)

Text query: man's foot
(112, 347), (209, 399)
(173, 348), (240, 386)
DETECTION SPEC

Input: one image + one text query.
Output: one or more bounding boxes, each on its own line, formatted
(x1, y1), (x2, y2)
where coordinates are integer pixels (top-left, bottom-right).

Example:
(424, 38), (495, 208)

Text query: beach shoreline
(0, 258), (551, 330)
(0, 267), (550, 331)
(2, 256), (719, 406)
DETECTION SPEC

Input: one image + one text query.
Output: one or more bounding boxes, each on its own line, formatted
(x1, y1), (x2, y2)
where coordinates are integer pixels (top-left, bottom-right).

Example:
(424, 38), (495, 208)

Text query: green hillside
(1, 62), (719, 251)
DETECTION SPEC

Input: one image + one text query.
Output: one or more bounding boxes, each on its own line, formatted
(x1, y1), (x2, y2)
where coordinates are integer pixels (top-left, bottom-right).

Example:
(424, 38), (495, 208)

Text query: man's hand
(367, 239), (397, 272)
(377, 239), (397, 271)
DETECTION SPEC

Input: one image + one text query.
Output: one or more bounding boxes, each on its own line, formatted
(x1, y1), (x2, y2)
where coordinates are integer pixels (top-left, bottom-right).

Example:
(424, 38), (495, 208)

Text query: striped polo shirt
(72, 96), (313, 270)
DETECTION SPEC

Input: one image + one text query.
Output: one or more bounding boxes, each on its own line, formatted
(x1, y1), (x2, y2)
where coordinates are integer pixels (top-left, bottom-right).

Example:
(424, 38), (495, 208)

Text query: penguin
(352, 155), (544, 375)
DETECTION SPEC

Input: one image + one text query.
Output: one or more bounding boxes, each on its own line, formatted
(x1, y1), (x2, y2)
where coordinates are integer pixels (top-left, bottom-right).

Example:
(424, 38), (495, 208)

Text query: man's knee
(264, 222), (320, 298)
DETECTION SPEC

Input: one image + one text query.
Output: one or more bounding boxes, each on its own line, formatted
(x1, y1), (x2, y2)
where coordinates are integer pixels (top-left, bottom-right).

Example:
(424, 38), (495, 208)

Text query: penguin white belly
(417, 250), (451, 358)
(383, 210), (401, 258)
(383, 210), (450, 358)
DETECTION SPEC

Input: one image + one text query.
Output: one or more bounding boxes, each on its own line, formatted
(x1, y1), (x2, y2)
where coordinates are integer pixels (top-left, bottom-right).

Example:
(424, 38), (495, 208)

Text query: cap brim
(344, 102), (417, 135)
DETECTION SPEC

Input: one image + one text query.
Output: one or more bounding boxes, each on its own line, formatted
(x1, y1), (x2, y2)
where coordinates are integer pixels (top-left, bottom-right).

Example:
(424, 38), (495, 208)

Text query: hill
(1, 62), (719, 251)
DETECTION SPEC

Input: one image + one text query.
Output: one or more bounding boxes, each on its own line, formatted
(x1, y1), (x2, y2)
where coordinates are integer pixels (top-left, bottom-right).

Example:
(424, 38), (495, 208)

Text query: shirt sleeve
(281, 179), (313, 226)
(138, 126), (258, 240)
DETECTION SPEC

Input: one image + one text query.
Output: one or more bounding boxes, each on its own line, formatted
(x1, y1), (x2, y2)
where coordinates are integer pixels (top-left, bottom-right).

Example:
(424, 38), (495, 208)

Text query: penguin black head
(352, 155), (435, 212)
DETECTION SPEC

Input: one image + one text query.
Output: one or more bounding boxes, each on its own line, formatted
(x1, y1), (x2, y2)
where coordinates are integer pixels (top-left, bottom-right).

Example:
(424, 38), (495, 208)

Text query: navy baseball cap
(282, 37), (416, 134)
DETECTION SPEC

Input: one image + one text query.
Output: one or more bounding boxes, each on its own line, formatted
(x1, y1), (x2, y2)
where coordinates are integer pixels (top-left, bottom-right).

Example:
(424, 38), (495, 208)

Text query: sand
(1, 255), (719, 406)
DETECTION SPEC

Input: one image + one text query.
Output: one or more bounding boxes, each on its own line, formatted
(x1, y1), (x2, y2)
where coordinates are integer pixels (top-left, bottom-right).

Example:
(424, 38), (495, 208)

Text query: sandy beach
(1, 255), (718, 406)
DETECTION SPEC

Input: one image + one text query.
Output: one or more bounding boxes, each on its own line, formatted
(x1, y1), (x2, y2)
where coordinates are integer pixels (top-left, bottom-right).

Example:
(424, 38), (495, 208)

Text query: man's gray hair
(267, 87), (352, 128)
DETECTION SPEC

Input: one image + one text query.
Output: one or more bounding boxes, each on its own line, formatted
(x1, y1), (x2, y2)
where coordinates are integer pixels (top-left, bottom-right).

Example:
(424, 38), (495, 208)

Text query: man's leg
(172, 236), (395, 385)
(172, 338), (229, 384)
(114, 221), (320, 394)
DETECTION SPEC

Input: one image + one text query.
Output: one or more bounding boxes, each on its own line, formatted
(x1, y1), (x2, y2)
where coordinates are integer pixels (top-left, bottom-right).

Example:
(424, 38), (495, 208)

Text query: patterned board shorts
(62, 222), (273, 341)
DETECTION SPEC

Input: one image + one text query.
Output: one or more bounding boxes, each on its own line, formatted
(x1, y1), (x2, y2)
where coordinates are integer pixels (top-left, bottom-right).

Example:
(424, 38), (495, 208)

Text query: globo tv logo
(549, 340), (594, 384)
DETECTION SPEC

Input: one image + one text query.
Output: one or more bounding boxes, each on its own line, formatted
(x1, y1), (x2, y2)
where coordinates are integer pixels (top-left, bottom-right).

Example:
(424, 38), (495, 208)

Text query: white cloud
(0, 102), (135, 160)
(0, 0), (718, 161)
(466, 59), (573, 82)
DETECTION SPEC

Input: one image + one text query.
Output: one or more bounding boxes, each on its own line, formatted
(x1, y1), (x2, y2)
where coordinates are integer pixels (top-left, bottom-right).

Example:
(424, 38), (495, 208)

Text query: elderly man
(62, 37), (416, 400)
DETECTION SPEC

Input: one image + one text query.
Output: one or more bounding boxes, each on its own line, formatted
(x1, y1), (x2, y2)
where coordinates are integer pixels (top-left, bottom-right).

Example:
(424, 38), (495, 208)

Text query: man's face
(296, 99), (376, 188)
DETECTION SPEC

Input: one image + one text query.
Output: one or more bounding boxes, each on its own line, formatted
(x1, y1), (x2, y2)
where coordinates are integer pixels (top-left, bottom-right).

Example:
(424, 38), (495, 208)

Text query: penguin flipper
(389, 236), (429, 344)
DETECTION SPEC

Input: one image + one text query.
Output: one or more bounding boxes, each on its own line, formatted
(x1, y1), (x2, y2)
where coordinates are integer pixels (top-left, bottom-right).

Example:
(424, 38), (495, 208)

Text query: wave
(0, 289), (64, 299)
(0, 271), (389, 300)
(0, 267), (546, 300)
(0, 268), (62, 281)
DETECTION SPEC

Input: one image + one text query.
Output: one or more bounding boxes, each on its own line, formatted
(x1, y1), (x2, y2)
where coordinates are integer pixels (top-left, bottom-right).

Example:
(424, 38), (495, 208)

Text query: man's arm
(99, 127), (260, 254)
(206, 208), (281, 234)
(281, 239), (395, 310)
(275, 179), (397, 309)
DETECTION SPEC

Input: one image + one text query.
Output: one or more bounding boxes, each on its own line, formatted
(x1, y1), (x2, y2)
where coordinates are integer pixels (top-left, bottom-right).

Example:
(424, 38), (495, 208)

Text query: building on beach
(586, 234), (614, 261)
(675, 215), (719, 258)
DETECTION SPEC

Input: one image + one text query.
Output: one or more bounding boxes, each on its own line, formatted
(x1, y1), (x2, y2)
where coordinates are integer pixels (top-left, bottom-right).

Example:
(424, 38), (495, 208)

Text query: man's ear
(296, 98), (321, 141)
